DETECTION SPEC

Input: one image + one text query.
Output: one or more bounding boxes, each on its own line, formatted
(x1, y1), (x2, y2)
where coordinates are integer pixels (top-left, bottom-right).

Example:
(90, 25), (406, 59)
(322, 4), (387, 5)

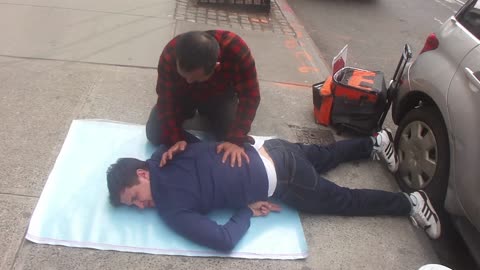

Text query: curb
(275, 0), (331, 81)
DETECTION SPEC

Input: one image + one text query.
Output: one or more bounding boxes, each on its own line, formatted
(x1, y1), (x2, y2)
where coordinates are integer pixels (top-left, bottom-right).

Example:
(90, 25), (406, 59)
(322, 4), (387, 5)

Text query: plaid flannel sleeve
(155, 42), (186, 146)
(227, 37), (260, 145)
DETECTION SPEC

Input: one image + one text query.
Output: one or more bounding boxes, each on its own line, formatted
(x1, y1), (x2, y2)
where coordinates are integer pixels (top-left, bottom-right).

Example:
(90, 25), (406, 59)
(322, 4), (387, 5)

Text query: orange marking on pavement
(284, 39), (297, 49)
(280, 3), (294, 13)
(298, 66), (319, 73)
(294, 51), (318, 73)
(260, 18), (269, 24)
(281, 30), (319, 75)
(274, 82), (311, 90)
(295, 51), (313, 62)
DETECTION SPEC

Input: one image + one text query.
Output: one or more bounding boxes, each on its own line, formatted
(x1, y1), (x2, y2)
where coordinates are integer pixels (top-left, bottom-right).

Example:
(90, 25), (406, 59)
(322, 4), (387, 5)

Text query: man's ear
(136, 169), (150, 181)
(176, 60), (183, 74)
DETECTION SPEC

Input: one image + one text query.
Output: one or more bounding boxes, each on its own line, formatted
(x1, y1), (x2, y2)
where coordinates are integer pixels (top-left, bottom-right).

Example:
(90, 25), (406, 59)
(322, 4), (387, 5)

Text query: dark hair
(175, 31), (220, 74)
(106, 158), (148, 206)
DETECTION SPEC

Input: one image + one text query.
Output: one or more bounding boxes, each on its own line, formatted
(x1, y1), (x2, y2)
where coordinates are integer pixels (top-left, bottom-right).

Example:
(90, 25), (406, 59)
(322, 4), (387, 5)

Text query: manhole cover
(288, 125), (335, 145)
(174, 0), (295, 35)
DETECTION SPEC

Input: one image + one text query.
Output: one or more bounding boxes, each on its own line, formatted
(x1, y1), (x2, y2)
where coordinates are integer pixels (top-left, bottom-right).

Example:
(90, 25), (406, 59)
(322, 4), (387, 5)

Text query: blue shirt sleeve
(163, 207), (253, 251)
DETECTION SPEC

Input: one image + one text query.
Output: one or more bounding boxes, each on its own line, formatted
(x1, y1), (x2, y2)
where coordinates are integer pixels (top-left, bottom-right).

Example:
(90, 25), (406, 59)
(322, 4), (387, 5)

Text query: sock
(405, 192), (416, 215)
(371, 136), (380, 157)
(371, 136), (376, 145)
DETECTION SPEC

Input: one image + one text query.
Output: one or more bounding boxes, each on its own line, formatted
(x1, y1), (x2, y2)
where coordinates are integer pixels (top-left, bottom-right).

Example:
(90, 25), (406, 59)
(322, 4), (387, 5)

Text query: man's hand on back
(216, 142), (250, 167)
(160, 140), (187, 167)
(248, 201), (281, 217)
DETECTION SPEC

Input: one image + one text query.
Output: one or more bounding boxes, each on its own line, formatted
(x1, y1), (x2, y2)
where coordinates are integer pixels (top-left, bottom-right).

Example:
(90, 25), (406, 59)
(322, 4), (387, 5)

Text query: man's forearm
(227, 95), (260, 145)
(154, 99), (185, 145)
(166, 207), (253, 252)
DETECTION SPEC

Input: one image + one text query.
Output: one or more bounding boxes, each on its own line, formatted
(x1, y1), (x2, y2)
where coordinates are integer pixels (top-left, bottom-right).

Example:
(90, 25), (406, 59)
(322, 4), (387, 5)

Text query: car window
(457, 0), (480, 39)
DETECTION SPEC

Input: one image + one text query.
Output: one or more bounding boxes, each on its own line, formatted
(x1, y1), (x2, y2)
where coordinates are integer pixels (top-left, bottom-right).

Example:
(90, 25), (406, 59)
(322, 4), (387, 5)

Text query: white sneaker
(409, 191), (441, 239)
(372, 128), (399, 172)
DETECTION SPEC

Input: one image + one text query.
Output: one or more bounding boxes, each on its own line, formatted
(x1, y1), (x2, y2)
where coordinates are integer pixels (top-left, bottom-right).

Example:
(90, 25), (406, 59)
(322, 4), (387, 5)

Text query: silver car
(392, 0), (480, 263)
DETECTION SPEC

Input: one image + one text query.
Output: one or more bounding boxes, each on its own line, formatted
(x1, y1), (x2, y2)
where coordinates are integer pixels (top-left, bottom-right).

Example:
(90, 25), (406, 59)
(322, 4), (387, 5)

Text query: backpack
(313, 44), (412, 135)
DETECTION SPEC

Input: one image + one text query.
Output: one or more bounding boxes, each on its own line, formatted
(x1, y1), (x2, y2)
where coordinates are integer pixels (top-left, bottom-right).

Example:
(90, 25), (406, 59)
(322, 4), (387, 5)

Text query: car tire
(394, 106), (450, 209)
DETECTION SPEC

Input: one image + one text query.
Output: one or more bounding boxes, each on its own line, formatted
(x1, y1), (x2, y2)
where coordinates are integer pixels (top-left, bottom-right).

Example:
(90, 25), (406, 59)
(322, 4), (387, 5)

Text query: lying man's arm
(163, 202), (281, 251)
(164, 208), (253, 251)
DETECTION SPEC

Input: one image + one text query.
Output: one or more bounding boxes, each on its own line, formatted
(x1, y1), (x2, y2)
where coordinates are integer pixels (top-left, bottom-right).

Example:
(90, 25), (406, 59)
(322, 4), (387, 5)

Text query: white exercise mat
(26, 120), (308, 259)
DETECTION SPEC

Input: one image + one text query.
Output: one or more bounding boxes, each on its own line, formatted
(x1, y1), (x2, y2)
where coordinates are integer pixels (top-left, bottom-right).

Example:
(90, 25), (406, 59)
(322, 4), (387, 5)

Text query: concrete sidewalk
(0, 0), (439, 269)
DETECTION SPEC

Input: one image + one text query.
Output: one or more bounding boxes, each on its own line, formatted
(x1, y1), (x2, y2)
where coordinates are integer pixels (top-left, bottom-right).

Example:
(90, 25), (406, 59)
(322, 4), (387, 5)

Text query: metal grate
(197, 0), (271, 12)
(288, 125), (335, 145)
(174, 0), (295, 35)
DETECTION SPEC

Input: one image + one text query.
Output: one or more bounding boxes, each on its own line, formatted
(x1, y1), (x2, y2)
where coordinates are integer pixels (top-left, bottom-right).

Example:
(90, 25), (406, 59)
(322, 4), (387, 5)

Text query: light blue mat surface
(26, 120), (308, 259)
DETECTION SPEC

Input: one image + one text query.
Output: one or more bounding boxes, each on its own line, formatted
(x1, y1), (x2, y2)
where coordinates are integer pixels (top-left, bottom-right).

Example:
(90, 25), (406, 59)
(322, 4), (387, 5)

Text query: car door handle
(464, 67), (480, 92)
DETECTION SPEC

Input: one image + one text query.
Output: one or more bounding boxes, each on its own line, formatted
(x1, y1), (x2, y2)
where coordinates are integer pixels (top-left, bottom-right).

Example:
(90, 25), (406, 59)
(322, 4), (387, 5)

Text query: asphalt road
(285, 0), (479, 269)
(286, 0), (460, 78)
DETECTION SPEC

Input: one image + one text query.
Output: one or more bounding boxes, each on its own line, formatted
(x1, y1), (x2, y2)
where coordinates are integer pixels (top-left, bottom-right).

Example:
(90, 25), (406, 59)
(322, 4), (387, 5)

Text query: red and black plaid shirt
(155, 30), (260, 146)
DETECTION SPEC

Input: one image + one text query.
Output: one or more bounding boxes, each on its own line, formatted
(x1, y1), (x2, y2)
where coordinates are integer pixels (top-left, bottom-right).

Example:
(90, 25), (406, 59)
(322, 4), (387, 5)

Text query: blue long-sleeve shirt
(148, 142), (269, 251)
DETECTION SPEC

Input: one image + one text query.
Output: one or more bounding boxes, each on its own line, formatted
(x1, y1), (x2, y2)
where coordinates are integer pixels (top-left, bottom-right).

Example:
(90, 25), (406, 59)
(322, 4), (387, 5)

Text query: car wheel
(394, 106), (450, 208)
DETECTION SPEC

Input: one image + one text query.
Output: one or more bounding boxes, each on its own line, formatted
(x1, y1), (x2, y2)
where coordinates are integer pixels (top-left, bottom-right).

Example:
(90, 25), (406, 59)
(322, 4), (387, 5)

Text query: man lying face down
(106, 129), (441, 251)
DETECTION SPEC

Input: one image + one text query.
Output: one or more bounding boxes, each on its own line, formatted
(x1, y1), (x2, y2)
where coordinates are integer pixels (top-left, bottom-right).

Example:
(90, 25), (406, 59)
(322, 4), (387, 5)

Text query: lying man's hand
(216, 142), (250, 167)
(160, 140), (187, 167)
(248, 201), (281, 217)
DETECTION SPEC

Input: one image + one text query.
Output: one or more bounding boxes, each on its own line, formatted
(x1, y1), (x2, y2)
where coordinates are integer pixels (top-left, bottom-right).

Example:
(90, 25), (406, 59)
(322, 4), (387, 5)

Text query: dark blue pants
(263, 138), (411, 216)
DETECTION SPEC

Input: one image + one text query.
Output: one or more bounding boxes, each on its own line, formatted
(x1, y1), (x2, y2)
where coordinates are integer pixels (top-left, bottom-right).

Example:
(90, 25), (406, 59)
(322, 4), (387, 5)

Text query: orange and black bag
(331, 67), (387, 134)
(312, 76), (334, 126)
(313, 67), (387, 135)
(313, 44), (412, 135)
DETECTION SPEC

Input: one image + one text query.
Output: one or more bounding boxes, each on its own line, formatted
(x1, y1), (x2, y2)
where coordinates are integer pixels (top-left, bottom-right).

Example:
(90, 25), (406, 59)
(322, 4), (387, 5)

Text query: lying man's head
(106, 158), (155, 209)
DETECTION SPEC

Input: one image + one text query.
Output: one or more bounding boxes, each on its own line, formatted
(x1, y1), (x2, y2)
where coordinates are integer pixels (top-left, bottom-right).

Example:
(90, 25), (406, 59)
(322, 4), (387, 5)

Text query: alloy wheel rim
(397, 120), (438, 189)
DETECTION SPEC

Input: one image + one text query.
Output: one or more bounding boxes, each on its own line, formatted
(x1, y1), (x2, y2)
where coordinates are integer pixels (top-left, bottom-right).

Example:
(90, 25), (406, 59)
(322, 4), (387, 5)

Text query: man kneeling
(106, 129), (441, 251)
